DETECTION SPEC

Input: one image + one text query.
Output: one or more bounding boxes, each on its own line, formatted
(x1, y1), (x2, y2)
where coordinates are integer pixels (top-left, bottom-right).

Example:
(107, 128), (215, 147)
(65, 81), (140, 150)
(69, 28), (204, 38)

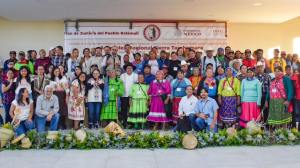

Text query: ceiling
(0, 0), (300, 23)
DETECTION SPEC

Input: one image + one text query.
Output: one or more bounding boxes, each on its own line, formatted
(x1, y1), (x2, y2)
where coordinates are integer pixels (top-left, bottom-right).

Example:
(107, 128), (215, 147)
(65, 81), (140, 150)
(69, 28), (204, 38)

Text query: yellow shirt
(218, 77), (241, 97)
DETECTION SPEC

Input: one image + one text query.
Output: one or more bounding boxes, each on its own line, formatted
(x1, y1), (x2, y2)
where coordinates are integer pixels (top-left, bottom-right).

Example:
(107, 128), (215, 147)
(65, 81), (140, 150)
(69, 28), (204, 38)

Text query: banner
(64, 22), (227, 55)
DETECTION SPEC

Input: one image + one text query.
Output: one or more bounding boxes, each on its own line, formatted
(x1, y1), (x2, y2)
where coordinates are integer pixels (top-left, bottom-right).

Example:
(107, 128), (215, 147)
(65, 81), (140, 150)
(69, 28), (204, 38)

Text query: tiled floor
(1, 146), (300, 168)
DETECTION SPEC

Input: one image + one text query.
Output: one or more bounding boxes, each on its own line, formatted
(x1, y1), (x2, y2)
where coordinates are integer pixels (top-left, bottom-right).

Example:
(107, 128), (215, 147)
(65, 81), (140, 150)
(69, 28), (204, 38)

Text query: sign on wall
(64, 22), (227, 54)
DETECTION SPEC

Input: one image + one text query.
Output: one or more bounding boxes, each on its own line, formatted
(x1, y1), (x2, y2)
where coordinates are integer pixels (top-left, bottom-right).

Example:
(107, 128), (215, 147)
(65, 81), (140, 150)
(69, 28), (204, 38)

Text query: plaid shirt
(51, 55), (67, 67)
(256, 73), (271, 97)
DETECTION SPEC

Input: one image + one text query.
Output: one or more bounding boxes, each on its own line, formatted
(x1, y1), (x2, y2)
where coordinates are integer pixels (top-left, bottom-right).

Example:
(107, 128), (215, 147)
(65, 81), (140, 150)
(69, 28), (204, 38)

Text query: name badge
(176, 88), (182, 92)
(173, 67), (178, 71)
(272, 88), (277, 93)
(227, 87), (232, 91)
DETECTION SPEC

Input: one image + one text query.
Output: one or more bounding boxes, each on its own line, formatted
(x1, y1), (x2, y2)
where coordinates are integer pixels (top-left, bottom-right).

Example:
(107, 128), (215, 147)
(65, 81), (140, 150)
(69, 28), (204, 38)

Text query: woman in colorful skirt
(68, 72), (87, 130)
(266, 66), (293, 128)
(291, 67), (300, 129)
(127, 74), (149, 129)
(218, 67), (241, 127)
(171, 70), (191, 122)
(101, 68), (124, 125)
(239, 68), (262, 128)
(147, 70), (172, 130)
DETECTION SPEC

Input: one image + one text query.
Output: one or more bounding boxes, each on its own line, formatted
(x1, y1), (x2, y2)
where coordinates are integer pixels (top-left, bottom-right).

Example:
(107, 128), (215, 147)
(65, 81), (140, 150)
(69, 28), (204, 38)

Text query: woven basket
(0, 128), (14, 148)
(104, 121), (126, 137)
(21, 138), (32, 149)
(182, 134), (198, 150)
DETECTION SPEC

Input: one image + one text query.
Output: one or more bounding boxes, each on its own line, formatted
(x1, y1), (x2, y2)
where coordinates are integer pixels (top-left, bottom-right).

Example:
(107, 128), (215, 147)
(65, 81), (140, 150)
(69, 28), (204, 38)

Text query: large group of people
(0, 44), (300, 136)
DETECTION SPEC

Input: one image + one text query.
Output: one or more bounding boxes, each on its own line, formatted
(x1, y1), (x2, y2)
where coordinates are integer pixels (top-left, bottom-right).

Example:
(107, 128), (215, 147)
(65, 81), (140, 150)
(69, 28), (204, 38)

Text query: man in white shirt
(120, 63), (138, 128)
(201, 48), (220, 75)
(176, 86), (198, 131)
(35, 85), (60, 133)
(178, 86), (198, 117)
(106, 46), (122, 76)
(90, 47), (107, 75)
(121, 44), (135, 66)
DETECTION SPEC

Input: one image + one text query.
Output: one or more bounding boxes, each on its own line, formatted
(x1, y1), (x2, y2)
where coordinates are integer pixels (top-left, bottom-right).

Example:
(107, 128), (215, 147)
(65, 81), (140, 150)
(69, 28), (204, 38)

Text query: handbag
(177, 115), (192, 132)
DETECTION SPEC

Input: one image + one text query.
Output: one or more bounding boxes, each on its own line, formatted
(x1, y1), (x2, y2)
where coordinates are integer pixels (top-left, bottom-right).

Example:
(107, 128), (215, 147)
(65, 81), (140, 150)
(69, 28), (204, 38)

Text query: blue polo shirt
(144, 74), (155, 85)
(193, 97), (219, 125)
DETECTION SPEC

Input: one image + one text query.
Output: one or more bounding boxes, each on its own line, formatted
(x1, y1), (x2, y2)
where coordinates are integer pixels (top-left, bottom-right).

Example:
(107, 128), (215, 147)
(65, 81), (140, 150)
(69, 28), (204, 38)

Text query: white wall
(1, 17), (300, 62)
(0, 17), (64, 61)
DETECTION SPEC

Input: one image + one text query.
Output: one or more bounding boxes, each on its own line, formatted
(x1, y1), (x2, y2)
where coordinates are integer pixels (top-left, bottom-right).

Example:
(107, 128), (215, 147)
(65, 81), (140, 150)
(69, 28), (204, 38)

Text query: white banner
(64, 22), (227, 55)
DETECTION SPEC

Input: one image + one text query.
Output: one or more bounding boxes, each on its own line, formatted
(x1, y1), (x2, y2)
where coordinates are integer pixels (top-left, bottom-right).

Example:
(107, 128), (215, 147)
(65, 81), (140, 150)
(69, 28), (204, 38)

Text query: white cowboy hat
(256, 61), (265, 67)
(180, 60), (190, 66)
(229, 59), (241, 68)
(205, 47), (215, 52)
(196, 49), (204, 53)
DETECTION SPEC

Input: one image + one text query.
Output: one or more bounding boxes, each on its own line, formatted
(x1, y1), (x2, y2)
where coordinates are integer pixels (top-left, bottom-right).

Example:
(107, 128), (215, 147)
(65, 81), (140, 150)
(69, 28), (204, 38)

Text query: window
(267, 46), (280, 59)
(293, 37), (300, 55)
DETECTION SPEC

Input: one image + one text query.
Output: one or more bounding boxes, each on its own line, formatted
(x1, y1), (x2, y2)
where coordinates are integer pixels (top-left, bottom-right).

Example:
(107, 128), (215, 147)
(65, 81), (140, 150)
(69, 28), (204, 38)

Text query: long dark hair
(91, 69), (101, 80)
(50, 66), (62, 81)
(17, 88), (30, 106)
(76, 72), (87, 94)
(74, 66), (82, 78)
(16, 66), (30, 85)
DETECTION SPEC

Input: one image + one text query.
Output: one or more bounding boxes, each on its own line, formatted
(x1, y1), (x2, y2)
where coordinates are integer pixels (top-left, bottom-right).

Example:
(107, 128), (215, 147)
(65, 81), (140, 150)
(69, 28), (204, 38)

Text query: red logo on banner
(143, 24), (161, 41)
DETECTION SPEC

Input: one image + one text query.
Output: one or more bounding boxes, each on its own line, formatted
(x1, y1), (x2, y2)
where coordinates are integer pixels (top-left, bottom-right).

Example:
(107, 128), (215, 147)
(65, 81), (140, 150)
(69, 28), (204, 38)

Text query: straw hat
(180, 60), (190, 67)
(21, 138), (32, 149)
(196, 49), (204, 53)
(256, 60), (265, 67)
(226, 127), (237, 137)
(0, 128), (15, 148)
(182, 134), (198, 150)
(65, 134), (73, 142)
(205, 47), (215, 52)
(46, 131), (59, 140)
(104, 121), (126, 137)
(11, 133), (25, 144)
(229, 59), (241, 68)
(75, 129), (87, 143)
(246, 120), (262, 135)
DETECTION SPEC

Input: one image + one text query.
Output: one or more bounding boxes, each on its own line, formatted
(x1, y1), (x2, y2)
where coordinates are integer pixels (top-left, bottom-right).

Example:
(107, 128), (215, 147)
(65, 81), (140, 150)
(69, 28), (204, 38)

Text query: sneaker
(94, 123), (100, 129)
(88, 123), (94, 129)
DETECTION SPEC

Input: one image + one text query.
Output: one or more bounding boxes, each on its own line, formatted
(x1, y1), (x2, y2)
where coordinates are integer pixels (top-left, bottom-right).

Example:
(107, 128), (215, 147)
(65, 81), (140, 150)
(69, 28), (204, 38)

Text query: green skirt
(127, 98), (148, 123)
(267, 98), (292, 125)
(101, 100), (118, 120)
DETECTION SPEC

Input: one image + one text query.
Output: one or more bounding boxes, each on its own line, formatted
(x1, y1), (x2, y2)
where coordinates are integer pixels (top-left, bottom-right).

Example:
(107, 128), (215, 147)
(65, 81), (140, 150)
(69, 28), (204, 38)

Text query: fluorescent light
(253, 3), (262, 7)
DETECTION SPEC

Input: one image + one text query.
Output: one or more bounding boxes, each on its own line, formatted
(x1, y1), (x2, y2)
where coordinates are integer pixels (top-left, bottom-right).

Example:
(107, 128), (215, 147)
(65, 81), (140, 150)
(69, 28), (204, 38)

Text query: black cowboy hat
(123, 63), (136, 71)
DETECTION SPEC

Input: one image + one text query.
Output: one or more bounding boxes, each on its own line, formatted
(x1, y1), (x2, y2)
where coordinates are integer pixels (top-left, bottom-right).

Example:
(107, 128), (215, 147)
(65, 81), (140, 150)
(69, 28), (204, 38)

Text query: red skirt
(239, 102), (261, 128)
(172, 97), (182, 122)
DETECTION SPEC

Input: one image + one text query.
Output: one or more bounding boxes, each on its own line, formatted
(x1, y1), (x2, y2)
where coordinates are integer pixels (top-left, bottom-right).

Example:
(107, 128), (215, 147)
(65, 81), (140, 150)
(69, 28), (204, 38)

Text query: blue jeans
(189, 114), (218, 132)
(35, 113), (60, 133)
(4, 103), (12, 123)
(15, 120), (35, 136)
(87, 102), (102, 124)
